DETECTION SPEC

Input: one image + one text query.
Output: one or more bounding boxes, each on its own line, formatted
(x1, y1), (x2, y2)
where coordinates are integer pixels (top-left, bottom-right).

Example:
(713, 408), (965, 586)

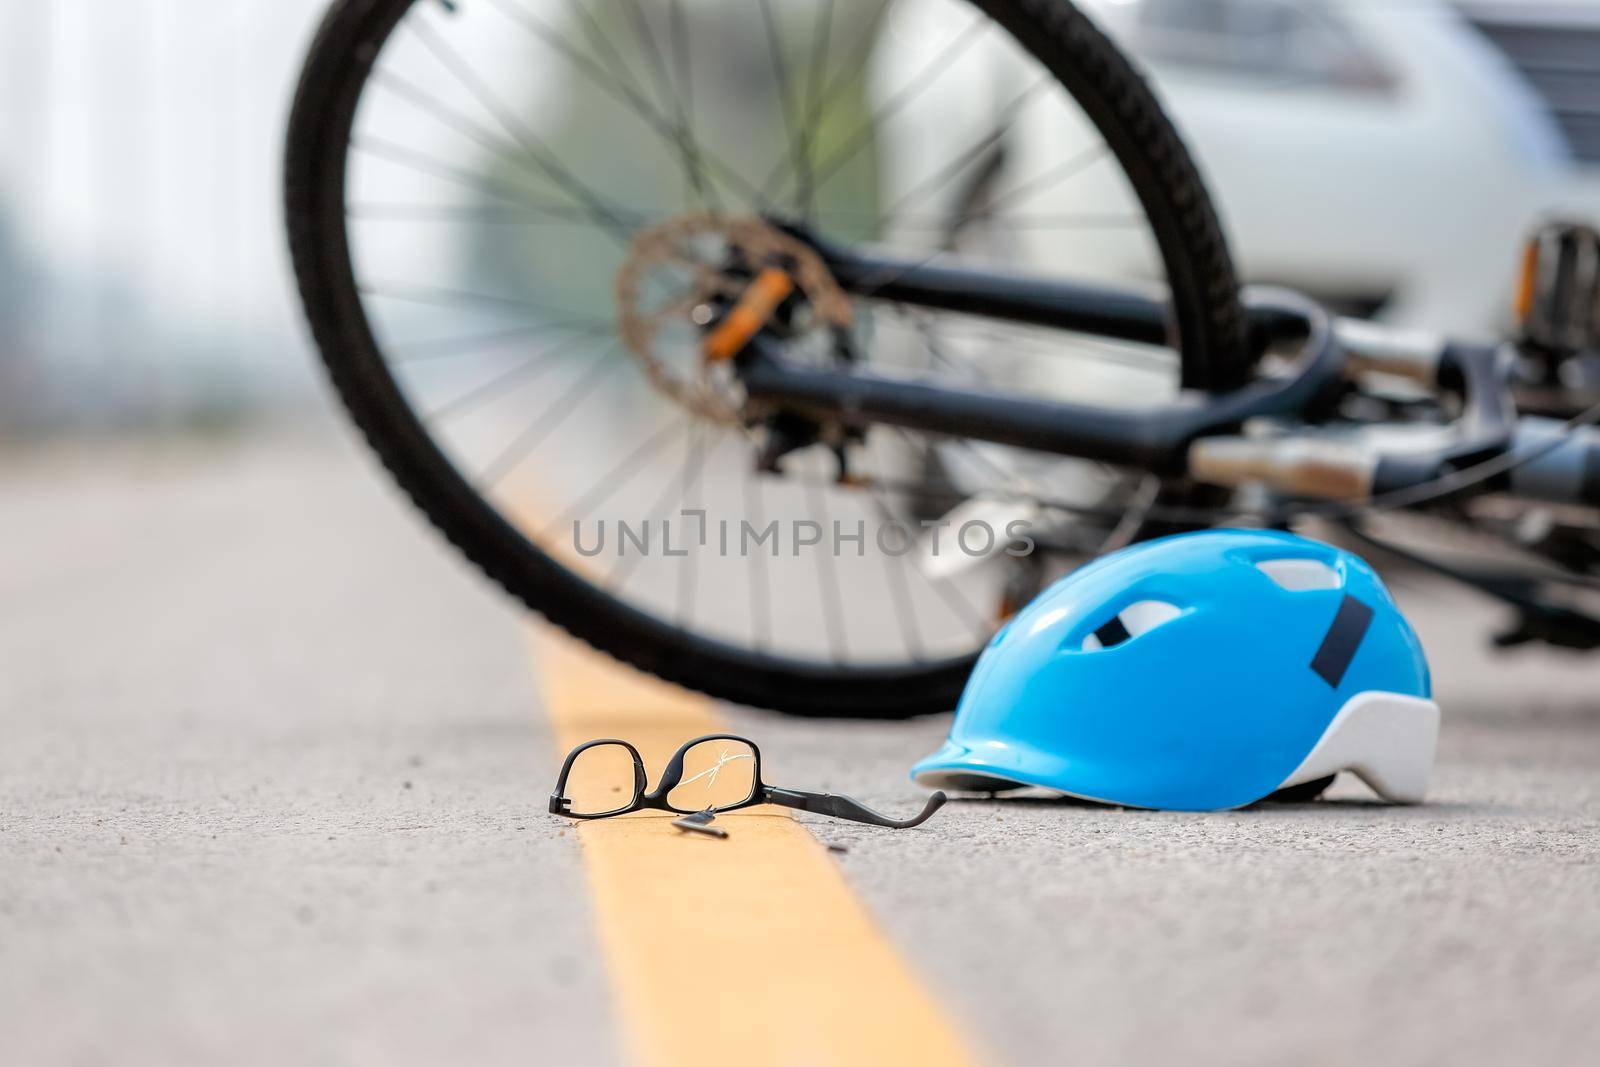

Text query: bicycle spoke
(401, 17), (639, 244)
(359, 280), (581, 318)
(884, 425), (1003, 507)
(878, 432), (1012, 641)
(474, 347), (624, 489)
(759, 1), (897, 202)
(348, 203), (619, 225)
(805, 15), (993, 200)
(616, 0), (720, 213)
(675, 422), (712, 629)
(484, 0), (762, 212)
(947, 438), (1044, 500)
(665, 0), (767, 211)
(742, 468), (773, 654)
(602, 425), (700, 594)
(366, 67), (639, 243)
(791, 0), (836, 220)
(560, 0), (656, 105)
(812, 210), (1143, 232)
(839, 241), (971, 303)
(875, 310), (1175, 374)
(983, 144), (1111, 216)
(805, 480), (850, 664)
(863, 433), (928, 663)
(887, 311), (990, 382)
(756, 0), (808, 218)
(875, 75), (1052, 231)
(390, 320), (615, 365)
(424, 332), (602, 424)
(537, 417), (693, 543)
(569, 0), (724, 212)
(352, 135), (557, 212)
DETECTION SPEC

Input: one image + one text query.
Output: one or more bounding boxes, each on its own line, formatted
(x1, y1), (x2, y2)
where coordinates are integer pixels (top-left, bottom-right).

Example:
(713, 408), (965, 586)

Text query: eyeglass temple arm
(762, 786), (947, 829)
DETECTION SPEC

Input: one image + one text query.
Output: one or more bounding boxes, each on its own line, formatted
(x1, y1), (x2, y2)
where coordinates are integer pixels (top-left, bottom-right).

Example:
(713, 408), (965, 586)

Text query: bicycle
(286, 0), (1600, 718)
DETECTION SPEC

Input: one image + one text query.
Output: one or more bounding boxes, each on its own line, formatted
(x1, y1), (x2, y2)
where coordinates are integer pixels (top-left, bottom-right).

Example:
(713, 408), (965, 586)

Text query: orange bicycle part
(1515, 237), (1539, 325)
(703, 267), (796, 363)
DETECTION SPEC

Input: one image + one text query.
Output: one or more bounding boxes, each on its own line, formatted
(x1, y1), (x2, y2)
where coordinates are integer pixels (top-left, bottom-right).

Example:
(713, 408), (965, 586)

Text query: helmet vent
(1082, 600), (1181, 650)
(1258, 559), (1340, 592)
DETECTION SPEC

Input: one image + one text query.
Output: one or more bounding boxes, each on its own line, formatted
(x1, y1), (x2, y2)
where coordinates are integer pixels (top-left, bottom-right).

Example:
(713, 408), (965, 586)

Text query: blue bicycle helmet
(912, 530), (1439, 811)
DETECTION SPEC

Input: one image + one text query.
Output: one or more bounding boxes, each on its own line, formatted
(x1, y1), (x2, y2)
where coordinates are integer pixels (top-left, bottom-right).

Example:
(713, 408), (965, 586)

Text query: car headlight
(1106, 0), (1400, 95)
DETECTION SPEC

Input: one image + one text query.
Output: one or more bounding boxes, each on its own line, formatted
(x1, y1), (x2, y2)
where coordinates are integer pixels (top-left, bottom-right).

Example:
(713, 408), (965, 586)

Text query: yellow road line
(532, 627), (984, 1067)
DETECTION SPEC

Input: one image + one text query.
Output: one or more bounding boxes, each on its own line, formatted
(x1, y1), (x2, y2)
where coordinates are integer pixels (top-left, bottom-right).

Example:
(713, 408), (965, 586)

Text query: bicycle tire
(285, 0), (1250, 717)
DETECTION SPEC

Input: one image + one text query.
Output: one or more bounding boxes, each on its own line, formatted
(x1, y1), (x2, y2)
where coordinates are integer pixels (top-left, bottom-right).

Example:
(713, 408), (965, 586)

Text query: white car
(877, 0), (1600, 339)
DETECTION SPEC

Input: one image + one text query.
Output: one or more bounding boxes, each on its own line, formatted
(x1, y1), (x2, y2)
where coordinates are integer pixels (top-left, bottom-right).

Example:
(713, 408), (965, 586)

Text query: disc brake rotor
(614, 215), (853, 424)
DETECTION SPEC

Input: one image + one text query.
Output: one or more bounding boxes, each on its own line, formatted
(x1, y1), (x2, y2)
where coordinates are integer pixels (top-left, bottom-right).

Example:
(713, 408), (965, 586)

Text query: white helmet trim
(1274, 691), (1441, 805)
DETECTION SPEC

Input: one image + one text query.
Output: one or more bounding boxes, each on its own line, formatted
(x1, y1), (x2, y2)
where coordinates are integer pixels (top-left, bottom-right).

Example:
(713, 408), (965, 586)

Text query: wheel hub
(613, 215), (852, 424)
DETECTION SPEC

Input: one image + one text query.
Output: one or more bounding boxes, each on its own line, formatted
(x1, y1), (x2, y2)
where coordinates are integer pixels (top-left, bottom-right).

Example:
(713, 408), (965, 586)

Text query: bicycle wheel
(286, 0), (1250, 717)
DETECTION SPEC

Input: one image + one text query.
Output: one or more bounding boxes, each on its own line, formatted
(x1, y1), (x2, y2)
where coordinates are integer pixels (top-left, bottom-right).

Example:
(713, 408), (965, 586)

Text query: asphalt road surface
(3, 425), (1598, 1066)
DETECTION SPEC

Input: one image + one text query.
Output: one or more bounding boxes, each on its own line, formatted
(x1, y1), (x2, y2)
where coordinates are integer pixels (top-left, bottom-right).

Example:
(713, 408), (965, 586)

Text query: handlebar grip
(1373, 418), (1600, 505)
(1507, 418), (1600, 505)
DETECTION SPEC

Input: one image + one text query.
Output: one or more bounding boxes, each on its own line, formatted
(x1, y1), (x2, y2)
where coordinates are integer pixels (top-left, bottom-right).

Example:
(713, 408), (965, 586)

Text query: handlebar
(1188, 320), (1600, 509)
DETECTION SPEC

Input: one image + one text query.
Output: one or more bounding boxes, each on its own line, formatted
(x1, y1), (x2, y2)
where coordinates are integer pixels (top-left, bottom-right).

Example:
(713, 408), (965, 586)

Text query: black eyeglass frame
(549, 733), (946, 829)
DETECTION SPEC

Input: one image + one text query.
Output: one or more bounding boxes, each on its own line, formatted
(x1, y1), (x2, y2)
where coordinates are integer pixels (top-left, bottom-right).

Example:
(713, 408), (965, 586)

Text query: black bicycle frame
(742, 241), (1342, 474)
(741, 238), (1600, 507)
(814, 232), (1179, 350)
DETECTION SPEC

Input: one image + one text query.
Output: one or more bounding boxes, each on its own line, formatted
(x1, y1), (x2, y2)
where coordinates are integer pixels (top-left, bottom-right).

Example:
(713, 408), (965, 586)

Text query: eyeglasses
(549, 734), (946, 833)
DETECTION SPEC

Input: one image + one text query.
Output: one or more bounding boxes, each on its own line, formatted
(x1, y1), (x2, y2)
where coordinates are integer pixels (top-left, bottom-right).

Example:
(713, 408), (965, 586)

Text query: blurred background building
(0, 0), (1596, 437)
(0, 1), (332, 435)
